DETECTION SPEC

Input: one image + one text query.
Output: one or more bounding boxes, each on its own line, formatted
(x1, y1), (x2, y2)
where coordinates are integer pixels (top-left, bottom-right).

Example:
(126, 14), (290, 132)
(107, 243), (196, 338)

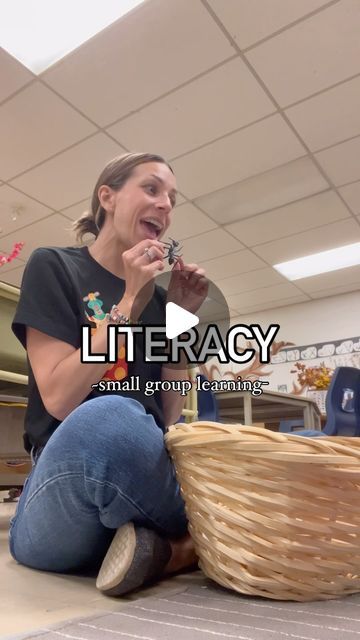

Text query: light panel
(274, 242), (360, 280)
(0, 0), (146, 74)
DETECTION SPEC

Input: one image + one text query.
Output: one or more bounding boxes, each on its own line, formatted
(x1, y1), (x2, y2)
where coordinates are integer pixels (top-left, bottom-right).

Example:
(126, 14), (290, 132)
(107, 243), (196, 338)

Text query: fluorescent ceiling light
(0, 0), (145, 74)
(273, 242), (360, 281)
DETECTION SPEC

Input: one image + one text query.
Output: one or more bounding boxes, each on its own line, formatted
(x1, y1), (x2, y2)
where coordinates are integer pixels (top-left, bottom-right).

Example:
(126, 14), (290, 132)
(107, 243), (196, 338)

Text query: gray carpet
(7, 578), (360, 640)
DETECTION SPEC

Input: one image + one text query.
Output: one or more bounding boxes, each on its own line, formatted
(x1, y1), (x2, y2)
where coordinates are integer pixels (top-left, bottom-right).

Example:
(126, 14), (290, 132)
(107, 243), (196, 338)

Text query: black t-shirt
(12, 246), (166, 453)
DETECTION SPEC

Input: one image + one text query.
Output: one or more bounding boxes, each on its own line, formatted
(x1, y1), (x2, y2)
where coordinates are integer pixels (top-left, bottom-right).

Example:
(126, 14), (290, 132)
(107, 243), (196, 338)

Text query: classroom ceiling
(0, 0), (360, 316)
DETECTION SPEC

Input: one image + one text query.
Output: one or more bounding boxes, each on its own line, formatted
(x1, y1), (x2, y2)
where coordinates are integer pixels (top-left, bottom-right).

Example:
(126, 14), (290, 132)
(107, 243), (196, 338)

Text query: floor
(4, 500), (360, 640)
(0, 501), (198, 638)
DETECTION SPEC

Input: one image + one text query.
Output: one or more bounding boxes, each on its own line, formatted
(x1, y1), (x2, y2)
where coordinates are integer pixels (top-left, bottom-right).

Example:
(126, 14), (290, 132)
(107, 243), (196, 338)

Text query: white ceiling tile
(227, 282), (304, 308)
(233, 294), (309, 316)
(315, 136), (360, 186)
(310, 282), (360, 299)
(172, 114), (305, 199)
(295, 265), (360, 293)
(199, 249), (267, 280)
(286, 76), (360, 152)
(0, 82), (97, 181)
(252, 218), (360, 264)
(10, 134), (125, 210)
(207, 0), (330, 49)
(339, 181), (360, 215)
(216, 267), (285, 296)
(246, 1), (360, 106)
(2, 1), (359, 312)
(61, 198), (91, 221)
(174, 193), (186, 206)
(107, 58), (275, 159)
(0, 185), (53, 236)
(42, 0), (233, 126)
(194, 157), (328, 224)
(225, 191), (350, 246)
(181, 229), (243, 264)
(167, 203), (217, 241)
(199, 294), (230, 323)
(0, 48), (33, 103)
(0, 265), (24, 287)
(0, 214), (76, 260)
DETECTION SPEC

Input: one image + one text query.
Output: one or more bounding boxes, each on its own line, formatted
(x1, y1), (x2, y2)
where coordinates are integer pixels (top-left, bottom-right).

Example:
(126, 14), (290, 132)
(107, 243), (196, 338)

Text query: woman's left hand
(167, 258), (209, 315)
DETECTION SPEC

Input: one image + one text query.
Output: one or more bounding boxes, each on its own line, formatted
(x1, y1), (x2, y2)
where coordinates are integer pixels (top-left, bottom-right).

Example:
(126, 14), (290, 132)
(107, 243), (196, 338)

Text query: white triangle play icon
(166, 302), (199, 340)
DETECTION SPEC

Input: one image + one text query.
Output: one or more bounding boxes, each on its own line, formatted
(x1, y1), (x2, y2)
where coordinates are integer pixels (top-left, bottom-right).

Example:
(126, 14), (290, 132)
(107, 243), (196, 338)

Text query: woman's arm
(24, 240), (167, 422)
(26, 291), (137, 421)
(26, 322), (126, 422)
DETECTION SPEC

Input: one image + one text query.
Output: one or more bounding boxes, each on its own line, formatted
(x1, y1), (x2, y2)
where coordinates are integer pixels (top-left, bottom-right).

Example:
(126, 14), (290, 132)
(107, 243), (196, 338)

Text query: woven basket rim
(165, 422), (360, 463)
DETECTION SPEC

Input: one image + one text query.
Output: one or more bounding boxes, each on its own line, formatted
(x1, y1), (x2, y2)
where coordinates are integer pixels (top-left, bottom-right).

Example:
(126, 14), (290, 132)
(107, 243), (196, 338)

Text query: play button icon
(132, 265), (230, 368)
(166, 302), (199, 340)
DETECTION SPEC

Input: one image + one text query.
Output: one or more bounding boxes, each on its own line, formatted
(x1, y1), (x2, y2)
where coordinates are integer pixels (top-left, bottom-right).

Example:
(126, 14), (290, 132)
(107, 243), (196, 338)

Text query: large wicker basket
(165, 422), (360, 601)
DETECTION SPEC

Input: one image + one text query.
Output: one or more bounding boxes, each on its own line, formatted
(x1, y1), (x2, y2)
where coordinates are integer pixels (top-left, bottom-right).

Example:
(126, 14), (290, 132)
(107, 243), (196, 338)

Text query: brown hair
(73, 152), (173, 243)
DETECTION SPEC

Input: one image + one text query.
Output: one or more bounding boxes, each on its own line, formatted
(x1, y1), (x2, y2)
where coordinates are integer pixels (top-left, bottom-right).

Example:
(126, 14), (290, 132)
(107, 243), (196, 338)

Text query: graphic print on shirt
(83, 291), (106, 326)
(83, 291), (128, 381)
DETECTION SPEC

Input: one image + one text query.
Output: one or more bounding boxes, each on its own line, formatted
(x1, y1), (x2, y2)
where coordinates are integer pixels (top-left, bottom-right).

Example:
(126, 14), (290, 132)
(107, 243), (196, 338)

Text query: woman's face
(106, 162), (177, 250)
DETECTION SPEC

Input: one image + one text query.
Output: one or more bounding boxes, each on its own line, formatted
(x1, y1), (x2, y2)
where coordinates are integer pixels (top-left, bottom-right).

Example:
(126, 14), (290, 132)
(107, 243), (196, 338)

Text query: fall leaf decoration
(291, 361), (333, 394)
(196, 341), (334, 398)
(0, 242), (24, 266)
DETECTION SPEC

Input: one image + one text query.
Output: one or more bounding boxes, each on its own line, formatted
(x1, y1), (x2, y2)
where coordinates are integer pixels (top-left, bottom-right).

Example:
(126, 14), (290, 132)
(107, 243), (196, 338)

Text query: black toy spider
(162, 237), (183, 266)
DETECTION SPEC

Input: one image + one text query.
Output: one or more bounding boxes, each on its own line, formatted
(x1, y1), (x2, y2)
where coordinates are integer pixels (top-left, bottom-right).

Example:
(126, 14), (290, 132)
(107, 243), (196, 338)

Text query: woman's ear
(98, 185), (115, 213)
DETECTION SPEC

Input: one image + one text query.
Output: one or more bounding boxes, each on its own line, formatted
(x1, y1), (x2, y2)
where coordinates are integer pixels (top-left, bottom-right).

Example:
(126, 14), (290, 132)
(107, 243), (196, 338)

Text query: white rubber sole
(96, 522), (136, 592)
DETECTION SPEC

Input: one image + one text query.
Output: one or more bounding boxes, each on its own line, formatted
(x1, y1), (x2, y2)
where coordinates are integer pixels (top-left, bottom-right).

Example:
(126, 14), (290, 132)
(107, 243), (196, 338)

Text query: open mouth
(140, 219), (163, 239)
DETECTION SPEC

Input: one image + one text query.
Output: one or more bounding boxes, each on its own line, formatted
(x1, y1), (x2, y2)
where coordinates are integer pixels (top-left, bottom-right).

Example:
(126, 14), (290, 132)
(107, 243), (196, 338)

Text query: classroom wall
(202, 290), (360, 395)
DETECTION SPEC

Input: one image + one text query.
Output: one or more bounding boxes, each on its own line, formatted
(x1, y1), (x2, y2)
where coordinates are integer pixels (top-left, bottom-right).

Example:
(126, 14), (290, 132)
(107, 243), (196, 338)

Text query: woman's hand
(118, 239), (165, 318)
(167, 258), (208, 315)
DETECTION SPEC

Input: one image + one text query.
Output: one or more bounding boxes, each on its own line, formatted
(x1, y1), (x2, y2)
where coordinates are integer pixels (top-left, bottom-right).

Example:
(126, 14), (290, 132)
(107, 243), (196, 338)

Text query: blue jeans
(9, 396), (187, 573)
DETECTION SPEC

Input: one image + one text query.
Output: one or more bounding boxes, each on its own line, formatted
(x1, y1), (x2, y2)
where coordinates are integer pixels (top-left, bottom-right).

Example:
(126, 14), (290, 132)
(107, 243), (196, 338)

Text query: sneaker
(96, 522), (172, 596)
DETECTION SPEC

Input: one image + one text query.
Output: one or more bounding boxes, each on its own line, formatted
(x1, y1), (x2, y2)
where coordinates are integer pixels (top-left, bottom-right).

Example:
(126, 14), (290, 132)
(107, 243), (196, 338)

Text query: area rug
(6, 578), (360, 640)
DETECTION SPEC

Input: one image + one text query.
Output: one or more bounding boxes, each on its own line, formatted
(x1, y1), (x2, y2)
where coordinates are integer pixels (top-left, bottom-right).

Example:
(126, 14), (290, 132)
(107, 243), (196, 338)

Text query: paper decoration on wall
(271, 352), (286, 364)
(0, 242), (24, 266)
(285, 349), (300, 361)
(301, 346), (317, 360)
(336, 340), (354, 355)
(318, 344), (335, 357)
(271, 336), (360, 363)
